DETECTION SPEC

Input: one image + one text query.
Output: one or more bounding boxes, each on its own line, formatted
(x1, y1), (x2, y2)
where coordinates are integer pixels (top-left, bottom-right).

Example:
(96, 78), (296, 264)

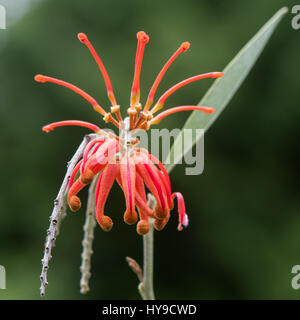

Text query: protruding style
(144, 41), (190, 111)
(78, 33), (118, 107)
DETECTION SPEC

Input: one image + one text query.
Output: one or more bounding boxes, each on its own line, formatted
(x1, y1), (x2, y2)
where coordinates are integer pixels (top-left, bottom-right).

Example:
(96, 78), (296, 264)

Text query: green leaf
(165, 7), (288, 173)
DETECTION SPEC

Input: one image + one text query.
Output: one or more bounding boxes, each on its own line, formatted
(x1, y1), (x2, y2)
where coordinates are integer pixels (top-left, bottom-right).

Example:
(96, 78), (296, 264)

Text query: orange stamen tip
(124, 210), (138, 225)
(34, 74), (47, 83)
(80, 169), (94, 185)
(110, 105), (120, 114)
(78, 32), (88, 43)
(140, 111), (148, 120)
(69, 196), (81, 212)
(213, 72), (224, 78)
(137, 220), (150, 235)
(181, 41), (190, 52)
(137, 31), (149, 43)
(147, 112), (153, 120)
(103, 113), (111, 123)
(127, 108), (137, 116)
(98, 216), (113, 232)
(135, 103), (142, 111)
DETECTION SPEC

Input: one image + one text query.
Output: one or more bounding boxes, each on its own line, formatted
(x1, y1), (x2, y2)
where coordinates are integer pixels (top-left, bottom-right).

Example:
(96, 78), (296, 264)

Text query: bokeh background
(0, 0), (299, 299)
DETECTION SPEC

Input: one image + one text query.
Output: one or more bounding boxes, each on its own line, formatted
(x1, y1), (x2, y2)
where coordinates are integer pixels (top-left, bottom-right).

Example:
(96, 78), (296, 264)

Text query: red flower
(35, 31), (223, 235)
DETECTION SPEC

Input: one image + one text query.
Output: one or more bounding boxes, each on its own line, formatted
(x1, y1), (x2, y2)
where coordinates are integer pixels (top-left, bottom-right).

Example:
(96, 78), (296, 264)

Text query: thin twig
(40, 134), (96, 296)
(80, 176), (98, 294)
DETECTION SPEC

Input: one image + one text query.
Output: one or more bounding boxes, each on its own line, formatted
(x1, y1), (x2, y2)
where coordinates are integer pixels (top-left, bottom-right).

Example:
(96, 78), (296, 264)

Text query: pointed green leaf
(166, 7), (288, 173)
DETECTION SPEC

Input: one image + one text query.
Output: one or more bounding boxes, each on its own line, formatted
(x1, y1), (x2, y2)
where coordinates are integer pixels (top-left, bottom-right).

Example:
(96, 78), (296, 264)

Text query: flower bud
(69, 196), (81, 212)
(98, 216), (113, 232)
(137, 220), (150, 235)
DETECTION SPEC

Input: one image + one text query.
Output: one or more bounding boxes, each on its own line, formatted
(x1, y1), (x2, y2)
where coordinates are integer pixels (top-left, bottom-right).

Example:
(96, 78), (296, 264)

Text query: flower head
(35, 31), (223, 235)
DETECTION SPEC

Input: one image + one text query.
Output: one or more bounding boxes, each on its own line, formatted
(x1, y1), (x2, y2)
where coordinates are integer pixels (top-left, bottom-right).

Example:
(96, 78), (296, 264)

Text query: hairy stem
(80, 176), (98, 294)
(40, 134), (96, 296)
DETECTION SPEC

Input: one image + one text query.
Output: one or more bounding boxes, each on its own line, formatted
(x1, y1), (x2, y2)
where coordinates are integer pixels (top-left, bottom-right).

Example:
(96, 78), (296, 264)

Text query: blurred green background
(0, 0), (299, 299)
